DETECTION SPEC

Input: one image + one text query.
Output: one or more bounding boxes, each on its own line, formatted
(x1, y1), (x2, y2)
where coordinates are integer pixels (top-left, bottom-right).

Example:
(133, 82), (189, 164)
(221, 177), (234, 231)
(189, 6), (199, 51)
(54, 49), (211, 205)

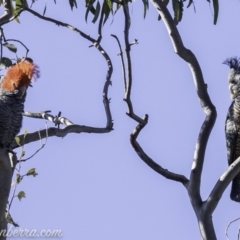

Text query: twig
(23, 111), (74, 126)
(22, 7), (114, 131)
(20, 127), (48, 162)
(150, 0), (217, 239)
(97, 1), (105, 43)
(204, 157), (240, 216)
(0, 0), (13, 26)
(116, 1), (189, 184)
(131, 115), (189, 185)
(0, 28), (3, 61)
(122, 0), (145, 124)
(111, 34), (127, 91)
(4, 39), (29, 57)
(225, 217), (240, 240)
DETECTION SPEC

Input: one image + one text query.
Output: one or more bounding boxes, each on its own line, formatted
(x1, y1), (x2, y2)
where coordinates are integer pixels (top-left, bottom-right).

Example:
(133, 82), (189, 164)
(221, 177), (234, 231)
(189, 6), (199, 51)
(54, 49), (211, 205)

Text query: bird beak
(16, 86), (27, 99)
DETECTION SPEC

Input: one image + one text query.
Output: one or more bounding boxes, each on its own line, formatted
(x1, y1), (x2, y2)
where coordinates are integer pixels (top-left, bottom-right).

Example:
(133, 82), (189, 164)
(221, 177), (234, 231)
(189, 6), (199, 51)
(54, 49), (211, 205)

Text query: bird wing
(225, 107), (238, 165)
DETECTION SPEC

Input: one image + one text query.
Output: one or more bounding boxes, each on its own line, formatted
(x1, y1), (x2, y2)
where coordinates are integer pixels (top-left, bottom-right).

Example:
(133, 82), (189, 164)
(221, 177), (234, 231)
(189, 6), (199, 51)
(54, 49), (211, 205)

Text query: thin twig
(4, 39), (29, 57)
(97, 0), (105, 43)
(225, 217), (240, 240)
(22, 7), (114, 131)
(0, 0), (13, 26)
(130, 114), (189, 185)
(0, 28), (3, 62)
(122, 0), (145, 124)
(111, 34), (127, 91)
(117, 1), (189, 185)
(150, 0), (217, 239)
(23, 111), (74, 126)
(20, 128), (48, 162)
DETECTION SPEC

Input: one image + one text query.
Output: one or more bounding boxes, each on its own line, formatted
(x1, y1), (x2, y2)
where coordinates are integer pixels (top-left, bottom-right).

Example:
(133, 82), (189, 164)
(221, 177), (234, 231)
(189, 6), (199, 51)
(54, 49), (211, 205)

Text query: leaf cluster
(3, 0), (219, 25)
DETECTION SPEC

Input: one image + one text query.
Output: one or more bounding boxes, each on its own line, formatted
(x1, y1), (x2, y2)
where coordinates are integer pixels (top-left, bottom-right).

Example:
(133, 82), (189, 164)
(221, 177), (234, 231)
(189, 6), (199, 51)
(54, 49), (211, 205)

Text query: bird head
(223, 57), (240, 100)
(1, 60), (40, 99)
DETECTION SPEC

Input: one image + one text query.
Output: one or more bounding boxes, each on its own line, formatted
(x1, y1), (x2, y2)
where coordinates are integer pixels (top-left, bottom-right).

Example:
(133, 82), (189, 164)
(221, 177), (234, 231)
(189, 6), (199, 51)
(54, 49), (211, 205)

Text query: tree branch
(122, 1), (145, 125)
(150, 0), (217, 239)
(111, 34), (127, 91)
(131, 115), (189, 185)
(0, 0), (13, 26)
(2, 7), (114, 148)
(150, 0), (216, 204)
(23, 111), (74, 126)
(12, 124), (113, 149)
(0, 150), (13, 240)
(114, 1), (189, 185)
(204, 157), (240, 216)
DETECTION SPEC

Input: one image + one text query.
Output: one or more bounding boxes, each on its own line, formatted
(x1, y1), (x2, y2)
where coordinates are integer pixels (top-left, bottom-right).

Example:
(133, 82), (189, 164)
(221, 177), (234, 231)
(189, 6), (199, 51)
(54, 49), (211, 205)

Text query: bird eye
(230, 79), (237, 84)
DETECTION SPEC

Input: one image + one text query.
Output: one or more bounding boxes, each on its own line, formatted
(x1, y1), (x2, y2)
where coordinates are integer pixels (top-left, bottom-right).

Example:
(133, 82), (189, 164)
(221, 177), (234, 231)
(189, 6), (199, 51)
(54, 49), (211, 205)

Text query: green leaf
(92, 1), (100, 23)
(20, 150), (25, 158)
(212, 0), (218, 25)
(5, 212), (19, 227)
(0, 57), (12, 69)
(17, 191), (26, 201)
(187, 0), (193, 8)
(16, 174), (22, 184)
(43, 3), (47, 16)
(142, 0), (149, 18)
(69, 0), (77, 10)
(26, 168), (38, 177)
(14, 0), (28, 21)
(172, 0), (183, 25)
(3, 43), (17, 53)
(15, 0), (28, 12)
(24, 129), (28, 139)
(113, 3), (121, 15)
(85, 0), (96, 22)
(15, 136), (21, 146)
(11, 1), (20, 23)
(103, 0), (113, 25)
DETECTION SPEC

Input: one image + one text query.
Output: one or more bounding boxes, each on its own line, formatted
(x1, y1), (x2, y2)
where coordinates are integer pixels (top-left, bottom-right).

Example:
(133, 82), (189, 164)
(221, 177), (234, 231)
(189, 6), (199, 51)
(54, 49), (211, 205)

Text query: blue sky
(2, 0), (240, 239)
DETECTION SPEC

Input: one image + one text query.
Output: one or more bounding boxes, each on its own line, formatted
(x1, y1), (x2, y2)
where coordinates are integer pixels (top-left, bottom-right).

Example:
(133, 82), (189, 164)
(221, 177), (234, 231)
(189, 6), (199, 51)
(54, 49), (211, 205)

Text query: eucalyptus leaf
(92, 1), (100, 23)
(3, 43), (17, 53)
(17, 191), (26, 201)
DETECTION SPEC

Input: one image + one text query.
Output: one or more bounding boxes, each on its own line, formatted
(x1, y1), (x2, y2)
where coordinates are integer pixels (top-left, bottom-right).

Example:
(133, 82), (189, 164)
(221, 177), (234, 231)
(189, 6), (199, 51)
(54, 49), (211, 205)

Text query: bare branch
(12, 124), (113, 149)
(20, 128), (48, 162)
(150, 0), (216, 202)
(23, 111), (74, 126)
(122, 1), (145, 125)
(226, 218), (240, 240)
(111, 34), (127, 91)
(0, 0), (13, 26)
(4, 39), (29, 57)
(22, 7), (113, 131)
(131, 114), (189, 185)
(204, 157), (240, 216)
(116, 1), (188, 185)
(0, 7), (114, 149)
(0, 149), (14, 240)
(23, 8), (94, 42)
(97, 1), (105, 43)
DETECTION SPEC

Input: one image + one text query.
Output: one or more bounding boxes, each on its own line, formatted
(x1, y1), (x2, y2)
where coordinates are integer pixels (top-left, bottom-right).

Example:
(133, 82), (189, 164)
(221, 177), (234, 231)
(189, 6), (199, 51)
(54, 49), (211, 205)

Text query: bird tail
(230, 173), (240, 202)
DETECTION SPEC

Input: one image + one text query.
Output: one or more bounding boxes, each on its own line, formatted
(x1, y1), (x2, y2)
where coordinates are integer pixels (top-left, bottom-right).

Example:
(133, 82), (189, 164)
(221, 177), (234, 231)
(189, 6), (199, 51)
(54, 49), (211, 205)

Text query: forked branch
(113, 1), (189, 184)
(4, 7), (114, 149)
(0, 0), (13, 26)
